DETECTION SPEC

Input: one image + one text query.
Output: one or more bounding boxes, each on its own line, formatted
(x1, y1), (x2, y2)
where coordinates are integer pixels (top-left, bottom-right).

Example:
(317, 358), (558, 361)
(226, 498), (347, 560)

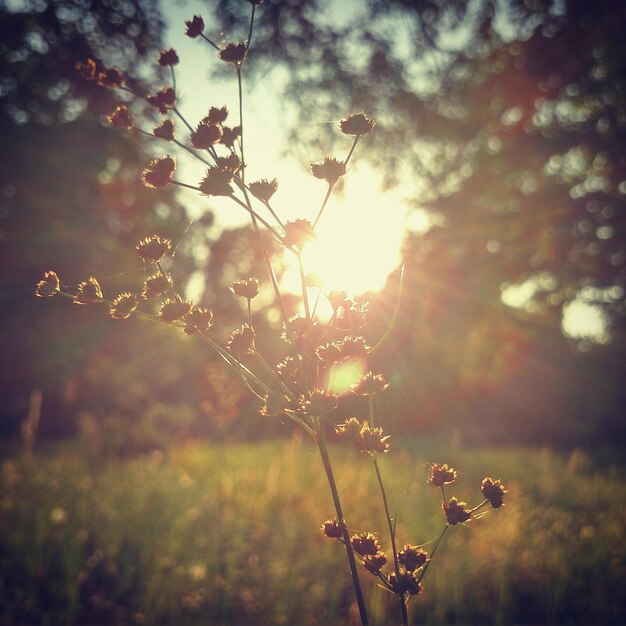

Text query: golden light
(277, 166), (408, 300)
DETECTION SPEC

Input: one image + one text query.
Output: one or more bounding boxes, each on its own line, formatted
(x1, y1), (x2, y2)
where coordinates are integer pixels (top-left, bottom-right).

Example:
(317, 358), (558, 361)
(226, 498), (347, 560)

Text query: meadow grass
(1, 438), (625, 626)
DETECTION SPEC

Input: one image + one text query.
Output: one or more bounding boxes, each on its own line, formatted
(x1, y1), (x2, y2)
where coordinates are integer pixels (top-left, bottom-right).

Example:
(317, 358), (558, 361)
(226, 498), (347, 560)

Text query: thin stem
(416, 525), (449, 586)
(345, 134), (361, 165)
(370, 265), (405, 355)
(201, 33), (220, 51)
(246, 4), (256, 50)
(174, 107), (194, 134)
(312, 183), (334, 229)
(317, 431), (369, 626)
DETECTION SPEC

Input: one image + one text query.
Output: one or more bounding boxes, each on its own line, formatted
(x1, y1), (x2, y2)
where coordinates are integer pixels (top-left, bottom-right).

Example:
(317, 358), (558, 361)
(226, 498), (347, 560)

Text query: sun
(278, 165), (407, 299)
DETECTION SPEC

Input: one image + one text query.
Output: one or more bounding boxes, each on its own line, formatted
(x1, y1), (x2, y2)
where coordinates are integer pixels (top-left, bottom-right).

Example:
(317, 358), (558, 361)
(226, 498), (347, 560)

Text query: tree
(205, 0), (626, 443)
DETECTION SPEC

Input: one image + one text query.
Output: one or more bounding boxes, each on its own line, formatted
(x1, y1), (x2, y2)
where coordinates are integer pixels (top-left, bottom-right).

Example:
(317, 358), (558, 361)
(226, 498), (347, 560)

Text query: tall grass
(2, 440), (625, 625)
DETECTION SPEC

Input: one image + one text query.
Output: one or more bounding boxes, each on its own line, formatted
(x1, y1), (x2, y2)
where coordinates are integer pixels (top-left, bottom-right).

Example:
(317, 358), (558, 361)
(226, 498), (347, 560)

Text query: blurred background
(1, 2), (626, 625)
(1, 0), (625, 450)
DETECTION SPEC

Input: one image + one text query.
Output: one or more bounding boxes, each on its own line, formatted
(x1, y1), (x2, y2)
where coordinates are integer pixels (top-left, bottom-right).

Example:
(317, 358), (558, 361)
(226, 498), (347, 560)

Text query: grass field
(1, 437), (625, 625)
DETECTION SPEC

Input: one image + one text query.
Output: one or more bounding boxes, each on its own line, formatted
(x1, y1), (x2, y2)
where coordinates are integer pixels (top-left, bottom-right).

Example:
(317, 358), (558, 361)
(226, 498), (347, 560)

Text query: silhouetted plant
(37, 3), (507, 624)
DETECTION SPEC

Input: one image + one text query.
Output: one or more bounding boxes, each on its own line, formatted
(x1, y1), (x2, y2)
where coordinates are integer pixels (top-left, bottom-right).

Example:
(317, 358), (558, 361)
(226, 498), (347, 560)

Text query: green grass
(1, 438), (625, 625)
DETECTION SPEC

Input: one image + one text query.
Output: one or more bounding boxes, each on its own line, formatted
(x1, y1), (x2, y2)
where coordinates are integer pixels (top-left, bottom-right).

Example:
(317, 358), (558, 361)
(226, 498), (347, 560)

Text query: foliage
(206, 0), (626, 443)
(1, 440), (625, 625)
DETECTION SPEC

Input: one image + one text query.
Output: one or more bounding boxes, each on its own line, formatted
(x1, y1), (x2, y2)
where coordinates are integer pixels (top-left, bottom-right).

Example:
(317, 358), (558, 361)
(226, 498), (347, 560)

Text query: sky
(159, 0), (409, 299)
(158, 0), (608, 341)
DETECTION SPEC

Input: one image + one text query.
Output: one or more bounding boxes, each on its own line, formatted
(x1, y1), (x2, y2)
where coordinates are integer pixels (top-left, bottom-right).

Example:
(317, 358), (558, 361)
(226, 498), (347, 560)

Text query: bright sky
(161, 0), (408, 298)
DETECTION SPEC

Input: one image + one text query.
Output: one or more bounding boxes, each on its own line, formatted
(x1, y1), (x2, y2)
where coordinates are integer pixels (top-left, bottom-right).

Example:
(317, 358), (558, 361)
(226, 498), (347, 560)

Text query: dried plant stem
(416, 525), (449, 586)
(317, 429), (369, 626)
(372, 456), (408, 625)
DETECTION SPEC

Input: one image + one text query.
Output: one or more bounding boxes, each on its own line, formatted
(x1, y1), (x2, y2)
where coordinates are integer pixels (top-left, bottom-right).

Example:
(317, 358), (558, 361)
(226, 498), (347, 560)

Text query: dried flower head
(276, 355), (303, 385)
(98, 68), (123, 88)
(227, 324), (255, 357)
(328, 290), (350, 310)
(311, 157), (346, 186)
(230, 277), (259, 299)
(183, 306), (214, 335)
(147, 87), (175, 114)
(351, 532), (380, 557)
(351, 371), (390, 396)
(203, 106), (228, 125)
(220, 125), (241, 148)
(73, 277), (103, 305)
(481, 477), (507, 509)
(185, 15), (204, 38)
(108, 105), (132, 129)
(153, 119), (175, 141)
(136, 235), (173, 261)
(109, 292), (138, 319)
(335, 417), (364, 443)
(142, 274), (170, 299)
(283, 219), (315, 249)
(300, 388), (338, 418)
(35, 271), (60, 298)
(214, 154), (241, 174)
(218, 42), (247, 65)
(321, 518), (344, 539)
(339, 112), (376, 136)
(142, 156), (176, 188)
(198, 167), (234, 196)
(191, 122), (223, 149)
(363, 552), (387, 574)
(428, 463), (458, 488)
(259, 394), (291, 418)
(316, 342), (342, 366)
(159, 298), (192, 323)
(76, 58), (97, 80)
(249, 178), (278, 202)
(398, 545), (428, 572)
(336, 336), (370, 361)
(444, 497), (472, 526)
(361, 425), (391, 454)
(159, 48), (179, 67)
(388, 570), (421, 596)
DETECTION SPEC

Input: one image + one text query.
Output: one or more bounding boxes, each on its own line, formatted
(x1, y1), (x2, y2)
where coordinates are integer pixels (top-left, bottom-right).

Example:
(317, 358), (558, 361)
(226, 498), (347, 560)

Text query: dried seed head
(227, 324), (255, 357)
(136, 235), (173, 261)
(275, 355), (303, 385)
(350, 532), (380, 557)
(398, 545), (428, 571)
(142, 156), (176, 188)
(98, 68), (123, 88)
(428, 463), (458, 488)
(214, 154), (241, 174)
(183, 306), (213, 335)
(335, 417), (364, 443)
(198, 167), (234, 197)
(73, 277), (103, 305)
(159, 298), (192, 323)
(351, 371), (389, 396)
(328, 290), (350, 310)
(481, 477), (507, 509)
(159, 48), (179, 67)
(185, 15), (204, 38)
(282, 219), (315, 249)
(108, 105), (132, 129)
(316, 342), (342, 366)
(142, 274), (170, 299)
(76, 58), (97, 80)
(339, 112), (375, 136)
(203, 106), (228, 125)
(259, 394), (291, 418)
(218, 42), (247, 65)
(153, 120), (175, 141)
(363, 552), (387, 574)
(147, 87), (175, 114)
(230, 277), (259, 299)
(109, 292), (139, 320)
(359, 424), (391, 454)
(191, 122), (223, 149)
(220, 125), (241, 148)
(311, 157), (346, 185)
(249, 178), (278, 202)
(35, 271), (60, 298)
(300, 388), (338, 418)
(444, 497), (471, 526)
(388, 570), (421, 596)
(321, 518), (343, 539)
(336, 336), (369, 360)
